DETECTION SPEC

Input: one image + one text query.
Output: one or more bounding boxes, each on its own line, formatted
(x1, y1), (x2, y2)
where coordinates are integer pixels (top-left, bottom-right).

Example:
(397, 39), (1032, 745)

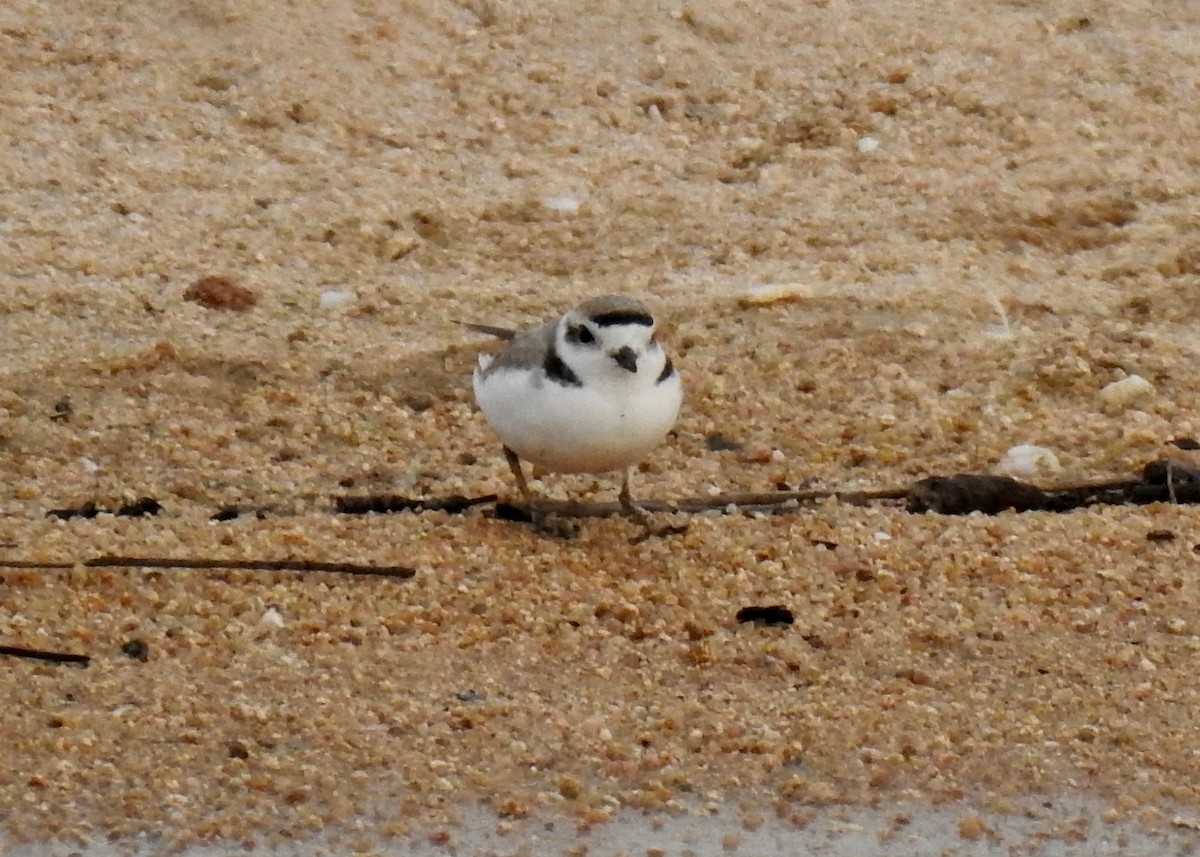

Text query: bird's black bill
(611, 346), (638, 373)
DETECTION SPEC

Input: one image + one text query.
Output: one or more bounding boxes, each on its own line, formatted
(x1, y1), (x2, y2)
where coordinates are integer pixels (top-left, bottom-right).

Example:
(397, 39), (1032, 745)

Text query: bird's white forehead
(596, 322), (656, 350)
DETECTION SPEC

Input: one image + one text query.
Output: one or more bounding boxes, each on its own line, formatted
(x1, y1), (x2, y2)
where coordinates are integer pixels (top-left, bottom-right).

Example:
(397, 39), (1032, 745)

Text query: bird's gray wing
(475, 319), (558, 378)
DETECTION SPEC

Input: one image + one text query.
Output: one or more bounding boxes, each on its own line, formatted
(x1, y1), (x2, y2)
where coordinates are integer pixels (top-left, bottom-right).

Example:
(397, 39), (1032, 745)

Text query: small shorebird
(468, 294), (682, 522)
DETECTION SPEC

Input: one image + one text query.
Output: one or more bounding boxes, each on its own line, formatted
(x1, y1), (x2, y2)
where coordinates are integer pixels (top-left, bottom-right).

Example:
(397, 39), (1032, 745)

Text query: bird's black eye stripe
(591, 311), (654, 328)
(567, 324), (596, 345)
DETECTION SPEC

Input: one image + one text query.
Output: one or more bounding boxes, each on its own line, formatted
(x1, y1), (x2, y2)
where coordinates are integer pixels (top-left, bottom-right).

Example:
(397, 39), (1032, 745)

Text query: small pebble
(184, 275), (257, 311)
(705, 433), (742, 452)
(957, 816), (990, 840)
(120, 640), (149, 662)
(740, 442), (773, 464)
(1099, 374), (1155, 411)
(50, 397), (73, 422)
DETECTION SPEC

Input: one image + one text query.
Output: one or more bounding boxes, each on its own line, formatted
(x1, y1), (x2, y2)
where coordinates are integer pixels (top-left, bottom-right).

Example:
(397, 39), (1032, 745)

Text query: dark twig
(337, 486), (908, 521)
(650, 486), (909, 512)
(0, 556), (415, 579)
(531, 486), (908, 518)
(0, 644), (90, 666)
(334, 493), (497, 515)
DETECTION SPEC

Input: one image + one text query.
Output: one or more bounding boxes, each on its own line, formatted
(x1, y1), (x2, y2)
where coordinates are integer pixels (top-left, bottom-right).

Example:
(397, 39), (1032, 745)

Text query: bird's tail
(460, 321), (518, 341)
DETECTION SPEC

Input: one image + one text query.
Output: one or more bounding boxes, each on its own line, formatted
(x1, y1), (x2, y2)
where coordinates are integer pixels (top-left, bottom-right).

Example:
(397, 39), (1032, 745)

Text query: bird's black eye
(568, 325), (596, 345)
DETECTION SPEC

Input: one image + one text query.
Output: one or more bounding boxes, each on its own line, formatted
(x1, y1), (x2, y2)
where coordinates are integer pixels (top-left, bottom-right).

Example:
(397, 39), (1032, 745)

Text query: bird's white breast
(473, 364), (681, 474)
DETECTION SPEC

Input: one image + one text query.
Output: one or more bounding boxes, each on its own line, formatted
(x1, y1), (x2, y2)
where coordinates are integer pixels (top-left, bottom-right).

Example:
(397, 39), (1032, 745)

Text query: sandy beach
(2, 0), (1200, 853)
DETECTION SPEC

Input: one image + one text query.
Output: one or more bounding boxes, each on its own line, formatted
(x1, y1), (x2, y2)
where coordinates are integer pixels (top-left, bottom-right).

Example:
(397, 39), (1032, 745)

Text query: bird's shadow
(491, 500), (688, 543)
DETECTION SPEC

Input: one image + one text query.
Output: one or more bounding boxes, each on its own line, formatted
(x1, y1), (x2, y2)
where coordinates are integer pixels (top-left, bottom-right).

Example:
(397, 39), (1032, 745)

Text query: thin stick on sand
(0, 556), (416, 579)
(0, 644), (91, 666)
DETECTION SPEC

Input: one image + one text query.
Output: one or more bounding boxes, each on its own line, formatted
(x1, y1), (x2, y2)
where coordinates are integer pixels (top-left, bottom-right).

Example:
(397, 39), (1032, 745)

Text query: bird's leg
(503, 446), (533, 507)
(618, 468), (650, 523)
(503, 446), (576, 537)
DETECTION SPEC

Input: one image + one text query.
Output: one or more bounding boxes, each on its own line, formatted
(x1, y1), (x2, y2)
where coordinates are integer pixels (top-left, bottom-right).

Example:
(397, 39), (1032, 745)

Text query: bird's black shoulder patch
(591, 310), (654, 328)
(656, 357), (676, 384)
(544, 342), (582, 387)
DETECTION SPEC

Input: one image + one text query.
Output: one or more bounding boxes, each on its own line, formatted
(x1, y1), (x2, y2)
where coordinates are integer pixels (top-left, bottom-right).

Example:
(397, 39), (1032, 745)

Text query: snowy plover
(468, 294), (682, 521)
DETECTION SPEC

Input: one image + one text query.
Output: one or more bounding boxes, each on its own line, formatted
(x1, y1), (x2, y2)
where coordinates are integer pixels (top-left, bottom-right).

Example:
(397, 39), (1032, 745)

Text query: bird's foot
(531, 507), (580, 539)
(493, 498), (578, 538)
(620, 497), (688, 544)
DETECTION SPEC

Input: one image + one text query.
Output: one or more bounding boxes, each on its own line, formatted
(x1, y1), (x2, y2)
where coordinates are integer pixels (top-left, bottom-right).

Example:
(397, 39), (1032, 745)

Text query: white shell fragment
(995, 444), (1062, 478)
(542, 195), (580, 213)
(318, 289), (355, 310)
(260, 607), (285, 629)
